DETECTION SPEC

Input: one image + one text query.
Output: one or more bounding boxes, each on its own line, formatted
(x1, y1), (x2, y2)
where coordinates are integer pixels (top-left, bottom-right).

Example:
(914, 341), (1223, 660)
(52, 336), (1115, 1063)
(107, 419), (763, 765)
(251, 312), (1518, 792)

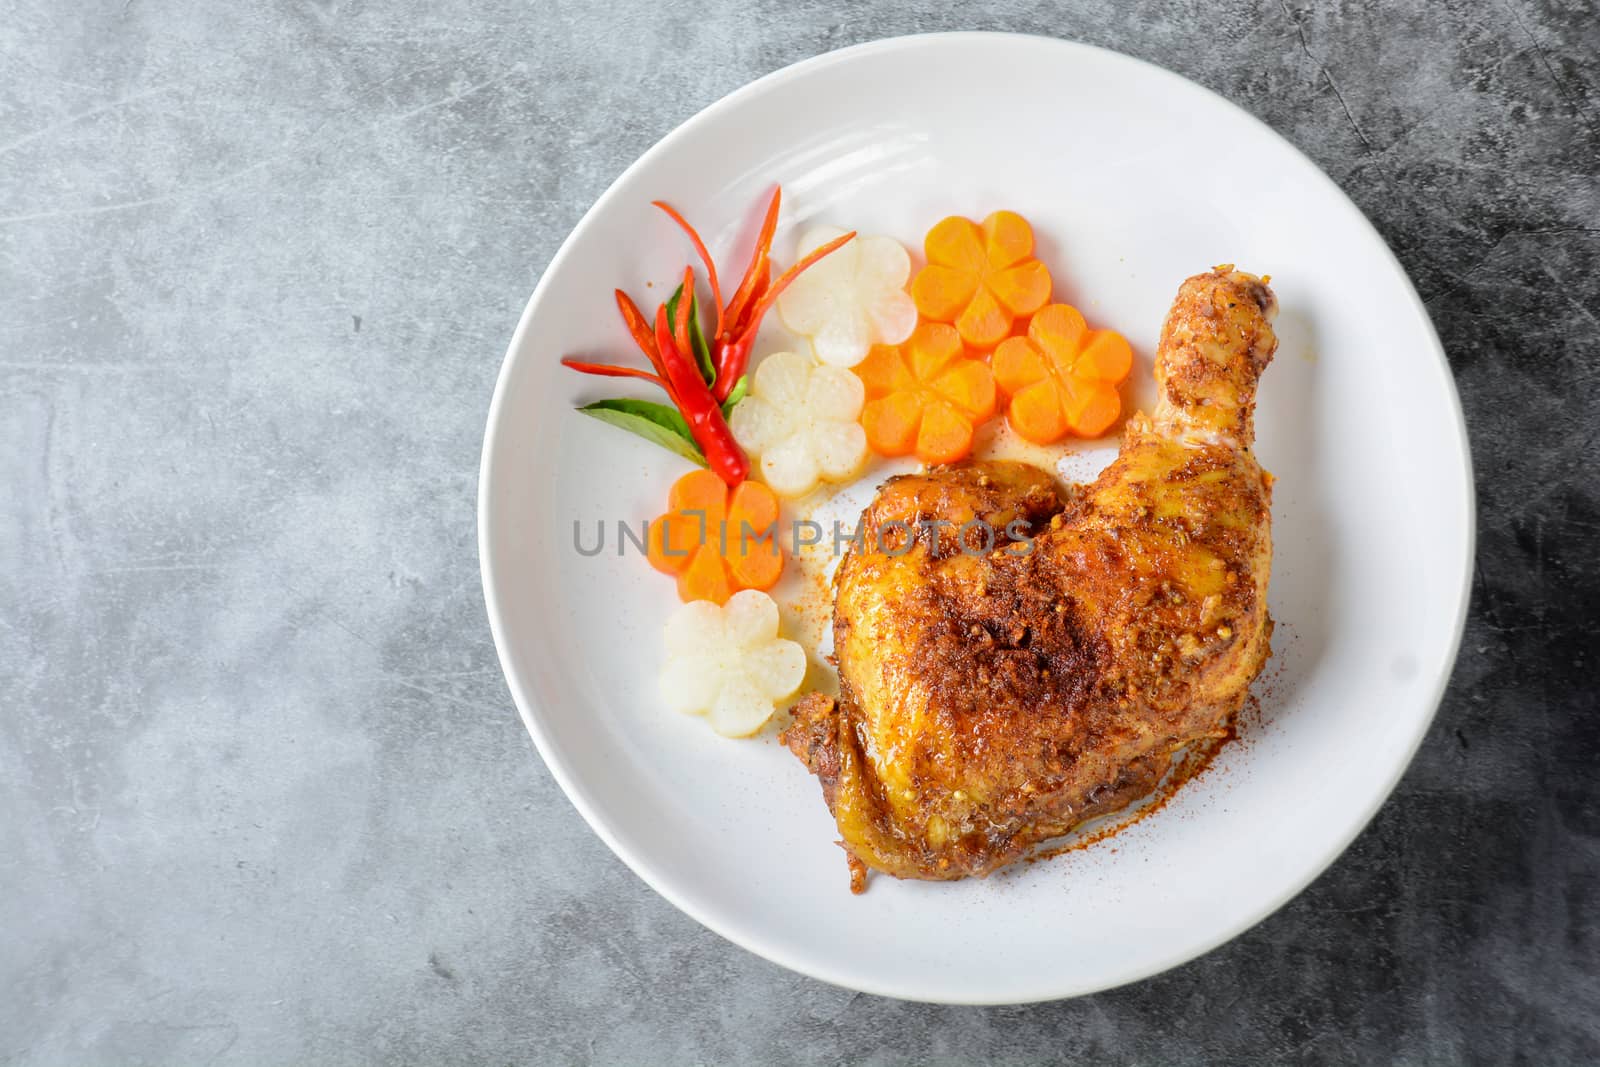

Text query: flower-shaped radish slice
(728, 350), (868, 498)
(777, 226), (917, 368)
(658, 589), (808, 737)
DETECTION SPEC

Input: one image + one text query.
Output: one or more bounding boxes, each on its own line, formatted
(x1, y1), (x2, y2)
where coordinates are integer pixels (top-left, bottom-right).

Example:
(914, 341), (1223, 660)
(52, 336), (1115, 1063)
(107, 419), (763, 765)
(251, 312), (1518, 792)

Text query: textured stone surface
(2, 0), (1596, 1062)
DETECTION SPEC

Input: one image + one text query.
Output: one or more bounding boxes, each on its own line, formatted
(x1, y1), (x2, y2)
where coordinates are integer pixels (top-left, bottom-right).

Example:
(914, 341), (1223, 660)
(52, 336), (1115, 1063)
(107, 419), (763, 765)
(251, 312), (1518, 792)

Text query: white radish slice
(778, 226), (857, 335)
(865, 288), (917, 346)
(722, 588), (780, 648)
(778, 229), (915, 368)
(658, 655), (724, 715)
(802, 224), (856, 254)
(858, 233), (914, 350)
(785, 282), (856, 347)
(760, 434), (821, 499)
(855, 235), (911, 291)
(796, 225), (859, 281)
(750, 350), (813, 410)
(736, 348), (863, 498)
(809, 306), (873, 368)
(743, 638), (807, 699)
(707, 675), (774, 738)
(810, 420), (868, 480)
(805, 365), (865, 421)
(656, 590), (804, 739)
(727, 395), (790, 454)
(664, 600), (724, 654)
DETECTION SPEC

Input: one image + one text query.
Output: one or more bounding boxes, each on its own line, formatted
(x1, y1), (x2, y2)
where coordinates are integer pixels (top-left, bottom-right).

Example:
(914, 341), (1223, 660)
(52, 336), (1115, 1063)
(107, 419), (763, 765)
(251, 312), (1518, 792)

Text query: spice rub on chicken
(784, 267), (1279, 888)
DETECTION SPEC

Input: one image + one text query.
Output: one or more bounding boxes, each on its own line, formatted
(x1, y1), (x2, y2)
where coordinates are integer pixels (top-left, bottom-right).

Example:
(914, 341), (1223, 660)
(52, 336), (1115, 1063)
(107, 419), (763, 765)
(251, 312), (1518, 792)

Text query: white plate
(479, 33), (1473, 1003)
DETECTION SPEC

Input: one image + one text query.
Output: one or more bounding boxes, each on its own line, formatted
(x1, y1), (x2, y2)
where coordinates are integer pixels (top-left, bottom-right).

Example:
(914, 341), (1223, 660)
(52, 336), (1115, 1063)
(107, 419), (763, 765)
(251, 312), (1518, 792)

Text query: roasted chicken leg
(784, 267), (1279, 887)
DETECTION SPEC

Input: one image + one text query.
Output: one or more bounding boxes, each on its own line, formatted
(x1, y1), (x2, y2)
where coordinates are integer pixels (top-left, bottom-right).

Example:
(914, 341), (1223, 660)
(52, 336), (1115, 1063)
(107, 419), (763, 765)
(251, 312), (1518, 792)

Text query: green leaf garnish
(720, 374), (749, 419)
(577, 398), (706, 467)
(666, 283), (716, 385)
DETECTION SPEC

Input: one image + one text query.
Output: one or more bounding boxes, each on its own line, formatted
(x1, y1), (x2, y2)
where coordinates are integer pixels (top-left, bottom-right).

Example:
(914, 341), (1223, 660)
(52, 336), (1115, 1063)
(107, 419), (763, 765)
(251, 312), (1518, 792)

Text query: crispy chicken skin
(784, 268), (1279, 886)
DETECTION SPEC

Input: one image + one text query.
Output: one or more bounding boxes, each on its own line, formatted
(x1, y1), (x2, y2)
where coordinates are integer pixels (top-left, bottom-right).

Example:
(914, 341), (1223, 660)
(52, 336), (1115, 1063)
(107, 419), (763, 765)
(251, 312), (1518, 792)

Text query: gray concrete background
(3, 1), (1597, 1063)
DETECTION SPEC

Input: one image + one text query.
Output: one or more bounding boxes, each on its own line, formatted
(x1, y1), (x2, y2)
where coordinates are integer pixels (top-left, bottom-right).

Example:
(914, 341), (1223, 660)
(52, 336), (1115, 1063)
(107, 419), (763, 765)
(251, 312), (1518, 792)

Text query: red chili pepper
(710, 228), (854, 399)
(559, 358), (665, 387)
(721, 188), (783, 337)
(652, 201), (724, 340)
(614, 290), (666, 379)
(652, 187), (857, 402)
(673, 266), (694, 360)
(653, 303), (749, 485)
(566, 186), (854, 479)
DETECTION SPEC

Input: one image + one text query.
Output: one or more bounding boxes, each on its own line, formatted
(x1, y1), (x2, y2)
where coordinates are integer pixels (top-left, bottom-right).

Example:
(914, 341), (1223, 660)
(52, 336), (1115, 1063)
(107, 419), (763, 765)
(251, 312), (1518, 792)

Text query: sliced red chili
(673, 266), (694, 360)
(614, 290), (668, 384)
(709, 228), (857, 400)
(569, 185), (857, 466)
(722, 187), (782, 335)
(559, 358), (665, 388)
(652, 201), (724, 339)
(744, 230), (856, 335)
(653, 304), (749, 485)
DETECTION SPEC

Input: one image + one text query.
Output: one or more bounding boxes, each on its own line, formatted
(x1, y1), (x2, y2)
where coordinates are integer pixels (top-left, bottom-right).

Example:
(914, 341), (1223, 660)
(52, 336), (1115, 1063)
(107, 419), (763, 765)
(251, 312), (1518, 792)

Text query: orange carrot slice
(855, 342), (918, 396)
(982, 210), (1035, 268)
(930, 359), (996, 420)
(955, 286), (1010, 351)
(917, 401), (977, 465)
(907, 322), (963, 381)
(647, 512), (702, 576)
(992, 335), (1048, 395)
(649, 470), (785, 603)
(911, 211), (1053, 350)
(1077, 330), (1133, 382)
(989, 260), (1052, 316)
(726, 481), (782, 591)
(1007, 380), (1070, 444)
(678, 543), (733, 605)
(860, 390), (925, 457)
(993, 303), (1133, 443)
(923, 216), (986, 273)
(909, 265), (977, 323)
(855, 322), (996, 464)
(668, 468), (728, 519)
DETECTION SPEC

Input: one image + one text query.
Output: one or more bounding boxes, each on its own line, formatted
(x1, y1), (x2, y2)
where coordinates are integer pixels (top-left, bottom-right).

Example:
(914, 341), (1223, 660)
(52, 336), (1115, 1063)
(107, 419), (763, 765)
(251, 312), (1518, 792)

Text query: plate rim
(478, 30), (1477, 1004)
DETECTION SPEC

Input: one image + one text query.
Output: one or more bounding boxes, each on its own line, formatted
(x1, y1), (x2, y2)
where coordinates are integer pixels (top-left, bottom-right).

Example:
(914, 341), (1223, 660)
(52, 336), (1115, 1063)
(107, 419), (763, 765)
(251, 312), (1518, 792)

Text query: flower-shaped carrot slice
(855, 322), (997, 464)
(910, 211), (1052, 349)
(646, 469), (784, 604)
(992, 304), (1133, 443)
